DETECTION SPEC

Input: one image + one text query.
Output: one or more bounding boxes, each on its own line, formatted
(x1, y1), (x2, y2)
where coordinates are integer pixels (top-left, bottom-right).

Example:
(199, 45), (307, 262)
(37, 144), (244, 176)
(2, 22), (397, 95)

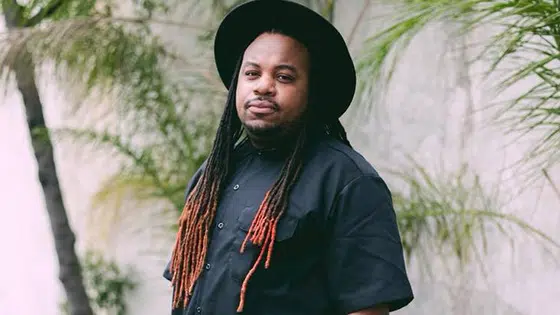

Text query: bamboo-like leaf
(0, 15), (211, 87)
(356, 0), (560, 175)
(384, 159), (558, 272)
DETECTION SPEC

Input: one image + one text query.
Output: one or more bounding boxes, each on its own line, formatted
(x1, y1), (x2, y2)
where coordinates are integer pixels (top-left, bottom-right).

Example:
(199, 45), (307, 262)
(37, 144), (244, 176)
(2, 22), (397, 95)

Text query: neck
(246, 127), (299, 151)
(245, 124), (326, 153)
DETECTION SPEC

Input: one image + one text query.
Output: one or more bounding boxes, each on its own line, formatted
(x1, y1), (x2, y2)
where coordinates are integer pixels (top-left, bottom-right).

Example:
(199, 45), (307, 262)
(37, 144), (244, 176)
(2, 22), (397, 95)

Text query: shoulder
(182, 159), (208, 200)
(306, 136), (380, 181)
(190, 159), (208, 186)
(296, 136), (387, 212)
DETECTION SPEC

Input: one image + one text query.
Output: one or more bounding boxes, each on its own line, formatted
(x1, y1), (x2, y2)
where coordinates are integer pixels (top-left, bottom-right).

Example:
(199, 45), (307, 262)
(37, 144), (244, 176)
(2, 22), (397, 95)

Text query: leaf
(384, 158), (558, 274)
(355, 0), (560, 175)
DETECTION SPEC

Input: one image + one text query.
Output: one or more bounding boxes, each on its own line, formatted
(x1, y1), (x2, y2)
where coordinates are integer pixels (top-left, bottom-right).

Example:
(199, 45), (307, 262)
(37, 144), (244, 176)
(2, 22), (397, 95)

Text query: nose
(253, 74), (276, 96)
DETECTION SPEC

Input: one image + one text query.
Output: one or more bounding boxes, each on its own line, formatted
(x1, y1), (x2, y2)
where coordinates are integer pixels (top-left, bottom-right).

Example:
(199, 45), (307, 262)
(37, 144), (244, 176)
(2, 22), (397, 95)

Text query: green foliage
(51, 33), (219, 222)
(45, 25), (164, 94)
(42, 2), (223, 233)
(5, 0), (556, 296)
(387, 159), (558, 271)
(60, 251), (136, 315)
(15, 0), (166, 23)
(0, 0), (190, 92)
(44, 0), (97, 20)
(356, 0), (560, 171)
(0, 0), (220, 220)
(132, 0), (170, 17)
(54, 92), (216, 214)
(41, 0), (557, 272)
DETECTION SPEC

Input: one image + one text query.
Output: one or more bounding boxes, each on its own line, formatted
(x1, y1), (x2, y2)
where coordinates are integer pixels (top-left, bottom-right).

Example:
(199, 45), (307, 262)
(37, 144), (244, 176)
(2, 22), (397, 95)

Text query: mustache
(244, 96), (279, 109)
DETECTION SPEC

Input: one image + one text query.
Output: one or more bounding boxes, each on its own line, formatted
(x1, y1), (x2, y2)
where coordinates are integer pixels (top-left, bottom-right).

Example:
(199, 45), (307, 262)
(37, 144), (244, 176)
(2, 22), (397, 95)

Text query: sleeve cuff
(338, 279), (414, 313)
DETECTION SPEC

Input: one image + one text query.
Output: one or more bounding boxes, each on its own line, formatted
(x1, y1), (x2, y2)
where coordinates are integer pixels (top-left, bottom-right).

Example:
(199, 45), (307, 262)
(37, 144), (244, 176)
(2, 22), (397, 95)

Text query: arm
(326, 175), (414, 314)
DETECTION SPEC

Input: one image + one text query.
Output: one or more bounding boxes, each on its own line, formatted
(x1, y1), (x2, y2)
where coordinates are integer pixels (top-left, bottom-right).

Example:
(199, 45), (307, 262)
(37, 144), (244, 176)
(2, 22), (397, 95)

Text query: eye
(277, 74), (294, 83)
(244, 70), (260, 78)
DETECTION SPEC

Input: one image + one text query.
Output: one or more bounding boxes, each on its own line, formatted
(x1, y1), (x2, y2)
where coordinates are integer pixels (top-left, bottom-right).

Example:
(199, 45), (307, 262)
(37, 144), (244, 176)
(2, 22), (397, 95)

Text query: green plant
(386, 158), (558, 274)
(60, 251), (136, 315)
(25, 0), (223, 237)
(0, 0), (189, 313)
(355, 0), (560, 174)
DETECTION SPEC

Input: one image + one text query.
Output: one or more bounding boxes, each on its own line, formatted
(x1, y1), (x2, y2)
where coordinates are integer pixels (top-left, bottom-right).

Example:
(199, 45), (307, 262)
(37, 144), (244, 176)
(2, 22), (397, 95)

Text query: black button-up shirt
(164, 133), (413, 314)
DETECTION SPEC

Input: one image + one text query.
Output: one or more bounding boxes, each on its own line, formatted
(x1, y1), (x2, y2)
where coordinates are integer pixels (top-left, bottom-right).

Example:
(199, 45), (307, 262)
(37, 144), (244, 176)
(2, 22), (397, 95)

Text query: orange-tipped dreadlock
(169, 56), (243, 309)
(236, 128), (306, 312)
(169, 32), (352, 313)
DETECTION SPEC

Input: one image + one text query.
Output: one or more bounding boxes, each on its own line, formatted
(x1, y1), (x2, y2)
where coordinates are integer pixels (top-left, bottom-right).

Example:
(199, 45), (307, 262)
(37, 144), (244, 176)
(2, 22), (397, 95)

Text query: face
(235, 32), (310, 138)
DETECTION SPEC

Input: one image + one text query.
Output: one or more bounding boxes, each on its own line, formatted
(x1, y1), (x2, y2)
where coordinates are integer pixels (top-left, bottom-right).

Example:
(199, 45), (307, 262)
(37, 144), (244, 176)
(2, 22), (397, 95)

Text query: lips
(247, 100), (276, 109)
(246, 100), (277, 115)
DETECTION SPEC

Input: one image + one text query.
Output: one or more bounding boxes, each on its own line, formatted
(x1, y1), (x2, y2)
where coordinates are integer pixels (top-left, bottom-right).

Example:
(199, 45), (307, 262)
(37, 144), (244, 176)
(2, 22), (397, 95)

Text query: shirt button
(217, 222), (224, 229)
(196, 306), (202, 313)
(233, 184), (240, 190)
(205, 263), (211, 270)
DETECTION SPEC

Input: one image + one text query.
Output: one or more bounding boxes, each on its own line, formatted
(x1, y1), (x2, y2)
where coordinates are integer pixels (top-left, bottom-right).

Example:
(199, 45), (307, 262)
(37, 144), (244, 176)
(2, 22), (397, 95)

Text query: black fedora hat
(214, 0), (356, 119)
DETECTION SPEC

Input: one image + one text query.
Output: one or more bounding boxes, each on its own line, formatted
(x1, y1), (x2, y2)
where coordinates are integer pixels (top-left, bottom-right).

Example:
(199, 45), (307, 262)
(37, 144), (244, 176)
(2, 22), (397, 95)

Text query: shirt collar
(233, 127), (328, 159)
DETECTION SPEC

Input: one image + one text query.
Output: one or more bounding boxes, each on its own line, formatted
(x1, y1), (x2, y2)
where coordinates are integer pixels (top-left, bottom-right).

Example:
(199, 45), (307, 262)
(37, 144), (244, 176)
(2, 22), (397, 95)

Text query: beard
(241, 116), (304, 148)
(243, 120), (286, 139)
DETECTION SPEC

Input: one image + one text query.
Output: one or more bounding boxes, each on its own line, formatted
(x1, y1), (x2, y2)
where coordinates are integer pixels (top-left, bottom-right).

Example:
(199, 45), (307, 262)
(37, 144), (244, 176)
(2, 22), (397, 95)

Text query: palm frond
(356, 0), (560, 171)
(12, 1), (224, 239)
(53, 122), (212, 203)
(0, 15), (209, 79)
(83, 172), (176, 246)
(53, 119), (212, 241)
(385, 157), (558, 274)
(354, 0), (475, 117)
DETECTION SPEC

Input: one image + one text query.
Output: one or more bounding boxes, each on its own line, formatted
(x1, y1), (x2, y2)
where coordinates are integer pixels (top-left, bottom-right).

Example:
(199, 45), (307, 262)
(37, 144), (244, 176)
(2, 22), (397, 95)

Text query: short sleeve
(163, 160), (207, 282)
(326, 175), (414, 313)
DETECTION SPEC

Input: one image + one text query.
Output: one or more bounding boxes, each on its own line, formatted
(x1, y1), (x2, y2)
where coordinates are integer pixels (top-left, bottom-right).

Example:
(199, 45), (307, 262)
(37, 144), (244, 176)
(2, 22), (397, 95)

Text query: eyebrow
(242, 61), (298, 73)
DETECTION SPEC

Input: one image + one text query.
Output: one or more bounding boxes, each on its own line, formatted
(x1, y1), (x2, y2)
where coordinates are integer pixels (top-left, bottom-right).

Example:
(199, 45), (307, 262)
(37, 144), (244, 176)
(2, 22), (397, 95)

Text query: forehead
(242, 33), (309, 67)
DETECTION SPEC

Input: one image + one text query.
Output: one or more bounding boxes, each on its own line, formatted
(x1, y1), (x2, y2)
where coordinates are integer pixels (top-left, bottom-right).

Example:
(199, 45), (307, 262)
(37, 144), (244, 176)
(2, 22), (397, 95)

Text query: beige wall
(1, 1), (558, 315)
(337, 2), (560, 315)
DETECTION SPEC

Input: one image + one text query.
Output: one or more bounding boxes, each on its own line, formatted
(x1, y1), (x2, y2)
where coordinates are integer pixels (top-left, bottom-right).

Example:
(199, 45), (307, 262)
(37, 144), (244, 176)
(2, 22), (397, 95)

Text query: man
(163, 1), (414, 314)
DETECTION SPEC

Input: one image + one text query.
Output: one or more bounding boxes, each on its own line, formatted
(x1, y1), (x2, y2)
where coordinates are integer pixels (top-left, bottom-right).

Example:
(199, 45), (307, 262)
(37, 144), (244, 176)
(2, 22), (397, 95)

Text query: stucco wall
(1, 1), (558, 315)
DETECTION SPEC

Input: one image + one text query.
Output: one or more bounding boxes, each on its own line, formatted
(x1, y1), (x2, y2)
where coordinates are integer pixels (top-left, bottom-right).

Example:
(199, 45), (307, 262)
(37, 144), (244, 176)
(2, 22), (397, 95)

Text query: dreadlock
(169, 57), (243, 310)
(325, 119), (352, 147)
(169, 32), (352, 312)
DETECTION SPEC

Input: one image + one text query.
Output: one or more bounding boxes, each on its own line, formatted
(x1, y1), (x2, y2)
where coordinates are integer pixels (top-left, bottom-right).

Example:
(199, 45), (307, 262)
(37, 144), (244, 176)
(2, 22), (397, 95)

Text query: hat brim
(214, 0), (356, 119)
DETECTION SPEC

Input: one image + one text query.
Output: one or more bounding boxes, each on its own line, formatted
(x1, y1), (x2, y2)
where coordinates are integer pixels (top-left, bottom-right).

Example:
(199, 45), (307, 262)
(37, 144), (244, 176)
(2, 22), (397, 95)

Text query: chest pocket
(229, 206), (299, 286)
